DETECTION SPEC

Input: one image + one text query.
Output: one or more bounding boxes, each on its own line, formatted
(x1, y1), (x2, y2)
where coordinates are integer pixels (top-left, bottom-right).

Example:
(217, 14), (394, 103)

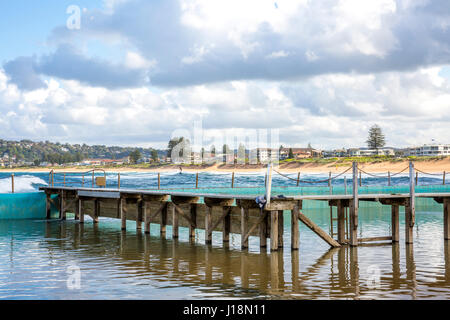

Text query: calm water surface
(0, 171), (450, 299)
(1, 207), (449, 300)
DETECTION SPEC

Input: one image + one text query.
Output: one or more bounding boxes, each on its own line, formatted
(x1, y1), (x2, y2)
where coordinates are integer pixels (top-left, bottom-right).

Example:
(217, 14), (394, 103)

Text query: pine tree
(366, 124), (386, 150)
(288, 148), (294, 159)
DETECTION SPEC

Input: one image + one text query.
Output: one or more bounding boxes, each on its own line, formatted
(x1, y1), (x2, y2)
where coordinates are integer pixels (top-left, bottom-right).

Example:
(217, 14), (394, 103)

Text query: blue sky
(0, 0), (450, 149)
(0, 1), (102, 62)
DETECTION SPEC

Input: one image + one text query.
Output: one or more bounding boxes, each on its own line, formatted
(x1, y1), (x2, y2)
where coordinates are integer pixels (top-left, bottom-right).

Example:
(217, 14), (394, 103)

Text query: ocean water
(0, 171), (449, 299)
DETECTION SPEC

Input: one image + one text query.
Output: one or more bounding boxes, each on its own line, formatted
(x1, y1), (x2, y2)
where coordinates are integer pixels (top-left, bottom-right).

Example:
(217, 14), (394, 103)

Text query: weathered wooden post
(120, 198), (127, 230)
(189, 204), (197, 240)
(51, 171), (54, 187)
(406, 161), (415, 244)
(11, 174), (14, 193)
(415, 172), (418, 186)
(82, 175), (84, 187)
(337, 200), (346, 244)
(137, 200), (143, 231)
(359, 171), (362, 187)
(92, 171), (94, 188)
(241, 207), (249, 249)
(144, 201), (150, 234)
(46, 193), (51, 219)
(391, 204), (399, 242)
(278, 210), (284, 248)
(270, 211), (279, 251)
(118, 173), (121, 189)
(60, 190), (66, 220)
(388, 171), (391, 186)
(296, 172), (300, 187)
(172, 203), (178, 238)
(350, 162), (359, 246)
(265, 163), (273, 207)
(291, 201), (300, 250)
(78, 198), (84, 223)
(93, 199), (99, 223)
(444, 171), (446, 185)
(205, 206), (212, 244)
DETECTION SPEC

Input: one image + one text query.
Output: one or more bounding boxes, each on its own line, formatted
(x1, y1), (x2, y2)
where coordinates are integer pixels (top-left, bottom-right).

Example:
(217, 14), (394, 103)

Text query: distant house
(279, 148), (322, 160)
(347, 148), (395, 157)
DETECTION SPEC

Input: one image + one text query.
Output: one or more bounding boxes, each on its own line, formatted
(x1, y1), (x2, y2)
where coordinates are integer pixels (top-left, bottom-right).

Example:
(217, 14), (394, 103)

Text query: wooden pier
(39, 162), (450, 251)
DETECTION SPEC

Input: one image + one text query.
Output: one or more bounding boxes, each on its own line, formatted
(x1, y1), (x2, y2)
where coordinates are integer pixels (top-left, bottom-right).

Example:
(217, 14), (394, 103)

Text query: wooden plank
(241, 207), (249, 249)
(204, 197), (234, 207)
(78, 190), (120, 199)
(291, 205), (299, 250)
(270, 211), (278, 251)
(444, 198), (450, 240)
(297, 211), (341, 248)
(265, 200), (296, 211)
(358, 236), (392, 243)
(392, 205), (399, 242)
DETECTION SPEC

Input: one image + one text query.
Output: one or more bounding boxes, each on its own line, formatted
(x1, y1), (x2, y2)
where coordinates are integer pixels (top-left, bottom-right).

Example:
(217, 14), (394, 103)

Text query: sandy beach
(2, 158), (450, 174)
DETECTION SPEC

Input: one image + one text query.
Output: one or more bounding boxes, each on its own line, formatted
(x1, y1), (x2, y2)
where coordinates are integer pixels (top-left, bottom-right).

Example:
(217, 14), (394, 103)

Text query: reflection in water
(0, 210), (450, 299)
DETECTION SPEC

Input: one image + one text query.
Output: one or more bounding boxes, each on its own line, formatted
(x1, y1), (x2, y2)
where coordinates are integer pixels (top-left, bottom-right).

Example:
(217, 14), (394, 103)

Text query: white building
(347, 148), (395, 157)
(405, 144), (450, 157)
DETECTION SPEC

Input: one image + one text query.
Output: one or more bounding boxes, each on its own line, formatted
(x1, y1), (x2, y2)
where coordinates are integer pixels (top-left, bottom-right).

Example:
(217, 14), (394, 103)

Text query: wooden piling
(118, 173), (121, 189)
(337, 200), (346, 244)
(407, 161), (415, 244)
(205, 206), (212, 244)
(260, 210), (268, 248)
(172, 203), (179, 238)
(195, 173), (199, 189)
(415, 172), (418, 186)
(223, 207), (231, 243)
(137, 200), (143, 230)
(291, 203), (300, 250)
(75, 197), (80, 220)
(278, 210), (284, 248)
(189, 204), (197, 239)
(297, 172), (300, 187)
(160, 203), (167, 237)
(241, 207), (249, 249)
(231, 172), (235, 188)
(46, 193), (51, 219)
(359, 171), (362, 187)
(120, 198), (126, 230)
(60, 190), (66, 220)
(328, 172), (331, 187)
(11, 174), (14, 193)
(79, 198), (84, 223)
(270, 211), (279, 251)
(144, 201), (150, 234)
(93, 199), (99, 223)
(391, 205), (400, 242)
(350, 162), (359, 246)
(388, 171), (391, 186)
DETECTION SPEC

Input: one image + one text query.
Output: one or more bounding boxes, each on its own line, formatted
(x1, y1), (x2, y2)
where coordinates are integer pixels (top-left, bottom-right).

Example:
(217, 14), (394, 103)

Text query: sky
(0, 0), (450, 150)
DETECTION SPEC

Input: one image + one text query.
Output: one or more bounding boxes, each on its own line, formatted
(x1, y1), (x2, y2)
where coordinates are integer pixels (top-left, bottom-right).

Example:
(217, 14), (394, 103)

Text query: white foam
(0, 175), (48, 193)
